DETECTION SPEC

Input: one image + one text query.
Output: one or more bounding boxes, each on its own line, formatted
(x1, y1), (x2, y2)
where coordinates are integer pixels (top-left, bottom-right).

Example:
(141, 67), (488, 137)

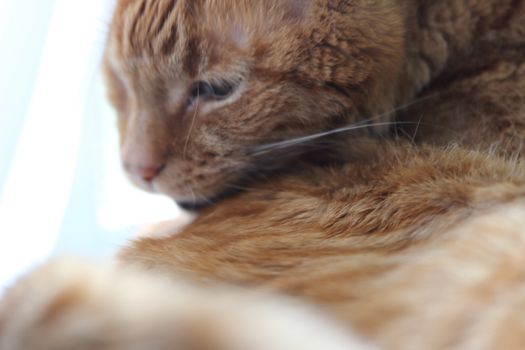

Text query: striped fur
(103, 0), (410, 203)
(1, 0), (525, 349)
(104, 0), (525, 204)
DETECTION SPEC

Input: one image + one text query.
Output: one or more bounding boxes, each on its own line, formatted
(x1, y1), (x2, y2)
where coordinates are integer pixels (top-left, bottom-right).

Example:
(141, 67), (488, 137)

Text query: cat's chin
(175, 186), (244, 212)
(143, 179), (243, 212)
(176, 200), (212, 212)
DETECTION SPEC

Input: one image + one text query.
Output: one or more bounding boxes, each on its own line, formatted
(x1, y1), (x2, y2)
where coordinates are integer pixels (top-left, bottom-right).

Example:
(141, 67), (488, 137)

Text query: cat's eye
(187, 80), (237, 106)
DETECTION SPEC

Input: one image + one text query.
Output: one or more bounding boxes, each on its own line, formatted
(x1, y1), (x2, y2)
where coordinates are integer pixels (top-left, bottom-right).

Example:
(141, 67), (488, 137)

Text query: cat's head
(104, 0), (407, 207)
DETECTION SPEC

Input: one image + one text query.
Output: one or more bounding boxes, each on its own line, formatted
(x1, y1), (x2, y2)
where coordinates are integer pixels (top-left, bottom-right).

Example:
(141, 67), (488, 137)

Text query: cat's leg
(0, 257), (373, 350)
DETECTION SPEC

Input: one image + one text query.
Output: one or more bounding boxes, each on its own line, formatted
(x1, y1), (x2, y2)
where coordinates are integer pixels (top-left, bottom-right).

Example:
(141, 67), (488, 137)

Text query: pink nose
(122, 138), (167, 183)
(124, 162), (165, 183)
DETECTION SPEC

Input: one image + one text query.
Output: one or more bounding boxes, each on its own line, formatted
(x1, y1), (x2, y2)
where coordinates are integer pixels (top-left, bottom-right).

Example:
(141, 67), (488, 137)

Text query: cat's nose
(122, 138), (167, 183)
(131, 165), (164, 182)
(124, 161), (166, 183)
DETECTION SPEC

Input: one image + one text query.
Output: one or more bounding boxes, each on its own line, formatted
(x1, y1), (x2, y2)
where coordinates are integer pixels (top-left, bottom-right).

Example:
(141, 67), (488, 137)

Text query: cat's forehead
(110, 0), (246, 78)
(111, 0), (183, 60)
(110, 0), (309, 59)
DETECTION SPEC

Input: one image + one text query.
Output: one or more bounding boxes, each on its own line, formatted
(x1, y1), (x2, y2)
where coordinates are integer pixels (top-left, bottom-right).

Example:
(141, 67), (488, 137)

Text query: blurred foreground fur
(3, 142), (525, 349)
(2, 0), (525, 349)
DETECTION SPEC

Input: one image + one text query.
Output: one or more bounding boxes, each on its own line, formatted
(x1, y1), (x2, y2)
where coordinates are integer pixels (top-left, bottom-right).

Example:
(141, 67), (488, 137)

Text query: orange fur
(104, 0), (412, 203)
(104, 0), (524, 204)
(1, 0), (525, 349)
(120, 142), (525, 349)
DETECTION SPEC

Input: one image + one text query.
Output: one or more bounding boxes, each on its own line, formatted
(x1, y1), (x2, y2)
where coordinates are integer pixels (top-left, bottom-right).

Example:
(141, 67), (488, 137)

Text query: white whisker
(183, 86), (200, 159)
(412, 113), (424, 141)
(251, 93), (439, 156)
(398, 127), (416, 145)
(252, 121), (415, 155)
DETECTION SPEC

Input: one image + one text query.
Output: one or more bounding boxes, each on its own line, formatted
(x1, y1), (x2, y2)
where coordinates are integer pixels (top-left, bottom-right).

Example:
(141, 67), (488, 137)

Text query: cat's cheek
(152, 176), (219, 204)
(152, 180), (194, 203)
(151, 170), (204, 203)
(152, 162), (242, 204)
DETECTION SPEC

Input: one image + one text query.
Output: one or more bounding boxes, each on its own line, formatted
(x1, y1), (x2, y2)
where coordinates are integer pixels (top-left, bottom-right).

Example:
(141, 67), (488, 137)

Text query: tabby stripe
(180, 0), (203, 76)
(154, 0), (177, 36)
(156, 0), (179, 55)
(184, 37), (201, 77)
(129, 0), (147, 52)
(144, 0), (161, 39)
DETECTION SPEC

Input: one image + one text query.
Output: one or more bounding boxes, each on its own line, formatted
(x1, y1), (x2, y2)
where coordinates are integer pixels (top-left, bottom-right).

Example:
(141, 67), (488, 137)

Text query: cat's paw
(0, 257), (373, 350)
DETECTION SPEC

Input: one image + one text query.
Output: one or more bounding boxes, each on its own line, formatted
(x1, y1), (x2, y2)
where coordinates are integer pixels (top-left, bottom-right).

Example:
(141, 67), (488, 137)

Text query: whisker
(224, 183), (259, 193)
(187, 185), (197, 204)
(250, 93), (440, 156)
(196, 190), (215, 206)
(411, 114), (424, 141)
(398, 127), (417, 145)
(246, 166), (272, 185)
(251, 121), (421, 156)
(183, 81), (200, 159)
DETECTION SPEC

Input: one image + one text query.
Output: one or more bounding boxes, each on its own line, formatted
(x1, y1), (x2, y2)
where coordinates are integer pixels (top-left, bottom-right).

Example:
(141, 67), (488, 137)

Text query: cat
(2, 0), (525, 349)
(104, 0), (421, 207)
(104, 0), (525, 208)
(3, 143), (525, 349)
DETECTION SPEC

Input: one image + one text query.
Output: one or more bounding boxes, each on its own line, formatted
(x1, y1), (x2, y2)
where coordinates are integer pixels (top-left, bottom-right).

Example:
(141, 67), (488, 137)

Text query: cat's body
(3, 142), (525, 350)
(124, 142), (525, 349)
(2, 0), (525, 349)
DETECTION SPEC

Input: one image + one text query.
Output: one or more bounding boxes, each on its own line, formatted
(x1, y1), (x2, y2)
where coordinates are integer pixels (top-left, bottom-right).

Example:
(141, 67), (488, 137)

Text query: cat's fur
(104, 0), (525, 205)
(105, 0), (417, 204)
(2, 0), (525, 349)
(3, 144), (525, 349)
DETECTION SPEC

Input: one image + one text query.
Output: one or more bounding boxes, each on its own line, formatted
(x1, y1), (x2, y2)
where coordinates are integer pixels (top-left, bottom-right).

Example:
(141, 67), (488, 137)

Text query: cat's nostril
(140, 165), (165, 182)
(125, 163), (166, 183)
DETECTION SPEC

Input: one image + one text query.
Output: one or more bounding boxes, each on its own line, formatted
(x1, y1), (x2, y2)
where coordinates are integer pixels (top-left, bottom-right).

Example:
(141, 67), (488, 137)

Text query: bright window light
(0, 0), (181, 292)
(0, 0), (108, 289)
(97, 120), (181, 232)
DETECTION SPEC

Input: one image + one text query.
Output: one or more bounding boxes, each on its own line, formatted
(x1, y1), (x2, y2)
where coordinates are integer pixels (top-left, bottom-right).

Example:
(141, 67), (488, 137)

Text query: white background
(0, 0), (180, 291)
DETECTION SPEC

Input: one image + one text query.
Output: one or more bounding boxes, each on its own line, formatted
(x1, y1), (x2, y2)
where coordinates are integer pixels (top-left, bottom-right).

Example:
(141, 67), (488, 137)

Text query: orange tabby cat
(104, 0), (418, 206)
(2, 0), (525, 349)
(104, 0), (524, 207)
